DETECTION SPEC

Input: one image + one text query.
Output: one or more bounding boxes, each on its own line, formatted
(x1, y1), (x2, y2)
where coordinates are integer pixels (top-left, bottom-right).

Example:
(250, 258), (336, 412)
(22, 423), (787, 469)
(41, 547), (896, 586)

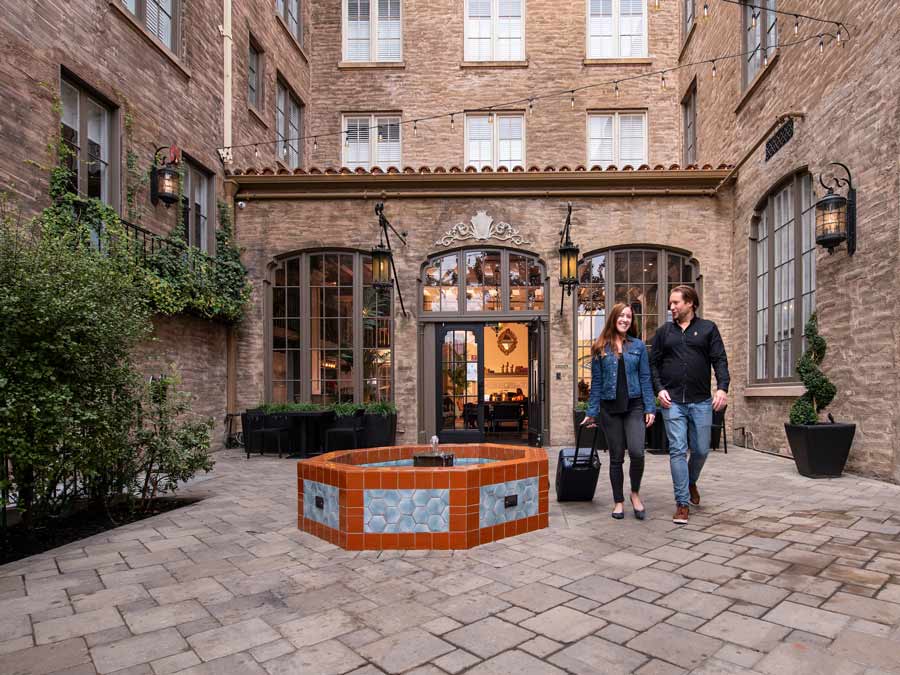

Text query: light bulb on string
(488, 111), (494, 124)
(703, 1), (708, 18)
(450, 113), (455, 131)
(819, 34), (824, 53)
(711, 60), (717, 78)
(313, 137), (318, 152)
(653, 0), (660, 10)
(345, 132), (350, 148)
(751, 12), (757, 30)
(413, 120), (418, 137)
(836, 25), (842, 44)
(254, 145), (259, 160)
(570, 91), (575, 109)
(660, 72), (667, 89)
(614, 81), (619, 99)
(528, 99), (534, 115)
(794, 15), (799, 35)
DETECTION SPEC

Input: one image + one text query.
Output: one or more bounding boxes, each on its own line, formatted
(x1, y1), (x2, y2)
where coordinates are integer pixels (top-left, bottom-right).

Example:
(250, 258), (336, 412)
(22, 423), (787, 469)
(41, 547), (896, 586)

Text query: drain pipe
(713, 112), (805, 193)
(220, 0), (233, 165)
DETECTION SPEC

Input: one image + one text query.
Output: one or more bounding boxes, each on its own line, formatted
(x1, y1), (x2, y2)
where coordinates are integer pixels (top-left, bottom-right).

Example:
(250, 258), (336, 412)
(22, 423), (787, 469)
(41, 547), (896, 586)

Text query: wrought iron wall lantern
(150, 145), (181, 207)
(815, 162), (856, 255)
(372, 202), (409, 317)
(558, 202), (580, 314)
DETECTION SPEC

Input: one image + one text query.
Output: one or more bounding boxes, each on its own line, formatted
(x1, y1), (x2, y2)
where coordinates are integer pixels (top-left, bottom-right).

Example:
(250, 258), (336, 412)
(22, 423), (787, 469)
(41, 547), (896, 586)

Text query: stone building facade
(3, 1), (899, 480)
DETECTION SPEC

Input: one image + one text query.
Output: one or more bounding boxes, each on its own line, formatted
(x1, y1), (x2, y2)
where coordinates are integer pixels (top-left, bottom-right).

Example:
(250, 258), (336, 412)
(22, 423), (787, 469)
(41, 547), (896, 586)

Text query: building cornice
(226, 166), (734, 200)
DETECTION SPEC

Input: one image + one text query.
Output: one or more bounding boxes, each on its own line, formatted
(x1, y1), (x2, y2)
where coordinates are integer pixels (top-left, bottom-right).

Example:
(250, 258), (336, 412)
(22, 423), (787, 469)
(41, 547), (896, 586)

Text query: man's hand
(581, 415), (597, 428)
(658, 390), (672, 409)
(713, 389), (728, 412)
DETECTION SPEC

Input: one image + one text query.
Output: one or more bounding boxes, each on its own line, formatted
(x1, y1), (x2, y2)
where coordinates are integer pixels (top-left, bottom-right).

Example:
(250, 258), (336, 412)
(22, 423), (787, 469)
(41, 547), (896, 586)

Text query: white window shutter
(377, 0), (401, 61)
(376, 117), (401, 166)
(466, 0), (492, 61)
(589, 115), (614, 166)
(497, 115), (523, 169)
(496, 0), (523, 61)
(619, 113), (645, 166)
(348, 0), (371, 61)
(589, 0), (614, 58)
(467, 116), (492, 168)
(345, 117), (371, 169)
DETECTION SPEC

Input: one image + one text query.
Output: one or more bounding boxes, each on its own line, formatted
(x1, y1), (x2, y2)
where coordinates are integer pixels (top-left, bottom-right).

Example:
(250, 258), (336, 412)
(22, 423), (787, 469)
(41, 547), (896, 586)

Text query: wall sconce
(558, 202), (580, 314)
(150, 145), (181, 208)
(373, 203), (409, 317)
(815, 162), (856, 255)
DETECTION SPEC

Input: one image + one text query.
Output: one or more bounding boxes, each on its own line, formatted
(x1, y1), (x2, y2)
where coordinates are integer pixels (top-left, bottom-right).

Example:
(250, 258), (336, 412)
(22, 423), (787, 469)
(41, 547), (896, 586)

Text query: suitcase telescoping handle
(574, 417), (600, 464)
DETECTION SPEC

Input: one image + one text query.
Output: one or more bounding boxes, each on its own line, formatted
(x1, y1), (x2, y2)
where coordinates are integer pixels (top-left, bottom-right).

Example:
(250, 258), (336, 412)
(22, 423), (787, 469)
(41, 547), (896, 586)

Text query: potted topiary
(363, 401), (398, 447)
(572, 401), (608, 451)
(784, 313), (856, 477)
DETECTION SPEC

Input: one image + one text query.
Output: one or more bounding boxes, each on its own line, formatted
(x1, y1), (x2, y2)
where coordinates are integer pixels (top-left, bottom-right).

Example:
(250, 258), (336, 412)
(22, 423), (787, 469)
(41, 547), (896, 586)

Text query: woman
(582, 303), (656, 519)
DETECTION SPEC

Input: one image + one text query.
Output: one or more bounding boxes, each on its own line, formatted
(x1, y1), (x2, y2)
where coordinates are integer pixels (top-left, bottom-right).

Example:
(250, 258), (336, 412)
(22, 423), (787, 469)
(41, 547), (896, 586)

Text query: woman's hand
(581, 415), (597, 428)
(644, 412), (656, 428)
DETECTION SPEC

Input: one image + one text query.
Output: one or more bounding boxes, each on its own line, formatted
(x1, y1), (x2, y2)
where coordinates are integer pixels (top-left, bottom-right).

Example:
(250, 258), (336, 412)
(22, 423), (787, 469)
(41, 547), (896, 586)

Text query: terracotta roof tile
(225, 163), (734, 177)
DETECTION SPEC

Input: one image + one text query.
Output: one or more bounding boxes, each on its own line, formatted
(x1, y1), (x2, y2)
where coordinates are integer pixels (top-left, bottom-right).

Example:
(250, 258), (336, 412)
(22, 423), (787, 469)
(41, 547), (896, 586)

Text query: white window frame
(586, 0), (648, 59)
(464, 0), (525, 62)
(342, 114), (402, 170)
(464, 113), (525, 170)
(586, 111), (648, 168)
(343, 0), (403, 62)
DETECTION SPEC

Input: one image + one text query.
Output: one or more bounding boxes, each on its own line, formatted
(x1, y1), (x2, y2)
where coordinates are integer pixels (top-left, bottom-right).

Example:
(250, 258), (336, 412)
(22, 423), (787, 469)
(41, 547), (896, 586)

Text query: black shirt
(649, 316), (730, 404)
(601, 356), (630, 415)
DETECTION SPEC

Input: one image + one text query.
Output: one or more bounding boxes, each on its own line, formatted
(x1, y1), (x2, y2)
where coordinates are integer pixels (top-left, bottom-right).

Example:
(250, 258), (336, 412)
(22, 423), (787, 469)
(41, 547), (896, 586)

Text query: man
(650, 285), (729, 525)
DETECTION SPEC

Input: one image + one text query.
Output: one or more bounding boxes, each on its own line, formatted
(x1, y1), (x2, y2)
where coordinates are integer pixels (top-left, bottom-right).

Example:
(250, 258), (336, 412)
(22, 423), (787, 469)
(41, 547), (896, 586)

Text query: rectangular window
(276, 0), (303, 45)
(465, 113), (524, 170)
(344, 0), (402, 62)
(276, 80), (303, 169)
(120, 0), (178, 51)
(181, 161), (212, 253)
(248, 39), (263, 110)
(60, 77), (115, 206)
(683, 0), (694, 35)
(588, 111), (646, 168)
(682, 81), (697, 165)
(588, 0), (647, 59)
(750, 173), (815, 383)
(343, 114), (401, 169)
(742, 0), (776, 87)
(465, 0), (523, 61)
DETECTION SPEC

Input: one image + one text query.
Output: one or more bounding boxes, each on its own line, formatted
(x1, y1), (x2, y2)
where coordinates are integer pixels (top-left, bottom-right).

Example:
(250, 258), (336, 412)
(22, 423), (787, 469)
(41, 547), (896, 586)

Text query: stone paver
(5, 446), (900, 674)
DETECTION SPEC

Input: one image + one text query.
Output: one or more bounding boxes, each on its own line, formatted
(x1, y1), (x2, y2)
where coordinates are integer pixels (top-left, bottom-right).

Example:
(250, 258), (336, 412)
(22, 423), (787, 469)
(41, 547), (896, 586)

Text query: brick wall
(678, 1), (900, 480)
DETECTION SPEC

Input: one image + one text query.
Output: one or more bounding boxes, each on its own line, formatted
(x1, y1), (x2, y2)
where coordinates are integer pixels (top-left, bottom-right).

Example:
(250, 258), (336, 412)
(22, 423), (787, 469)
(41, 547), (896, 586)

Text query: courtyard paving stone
(5, 446), (900, 673)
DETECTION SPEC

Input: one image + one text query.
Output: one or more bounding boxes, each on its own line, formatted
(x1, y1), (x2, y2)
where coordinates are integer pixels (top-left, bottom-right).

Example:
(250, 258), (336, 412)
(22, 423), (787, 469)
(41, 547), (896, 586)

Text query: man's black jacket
(649, 316), (730, 404)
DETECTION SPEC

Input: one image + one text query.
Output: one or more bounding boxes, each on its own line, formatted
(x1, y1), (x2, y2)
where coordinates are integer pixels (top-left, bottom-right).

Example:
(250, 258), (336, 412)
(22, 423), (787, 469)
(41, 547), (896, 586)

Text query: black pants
(599, 398), (646, 503)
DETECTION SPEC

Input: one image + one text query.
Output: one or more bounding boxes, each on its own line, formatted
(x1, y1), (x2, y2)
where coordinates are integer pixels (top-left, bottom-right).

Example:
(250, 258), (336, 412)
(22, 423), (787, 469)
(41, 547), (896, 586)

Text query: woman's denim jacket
(586, 337), (656, 417)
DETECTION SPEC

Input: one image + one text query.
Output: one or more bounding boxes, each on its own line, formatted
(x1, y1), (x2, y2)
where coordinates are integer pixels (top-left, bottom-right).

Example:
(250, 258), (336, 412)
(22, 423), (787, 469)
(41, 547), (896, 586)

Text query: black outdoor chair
(463, 402), (480, 429)
(325, 409), (365, 452)
(491, 403), (523, 433)
(261, 413), (292, 458)
(241, 411), (266, 458)
(711, 405), (728, 454)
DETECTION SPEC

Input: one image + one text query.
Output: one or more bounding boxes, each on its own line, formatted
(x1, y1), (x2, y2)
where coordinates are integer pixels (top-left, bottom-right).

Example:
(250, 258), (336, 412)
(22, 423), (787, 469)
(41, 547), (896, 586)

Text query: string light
(413, 120), (418, 137)
(313, 137), (318, 152)
(763, 51), (768, 68)
(703, 1), (709, 18)
(488, 111), (494, 124)
(254, 145), (259, 159)
(653, 0), (660, 10)
(218, 27), (852, 158)
(794, 15), (800, 35)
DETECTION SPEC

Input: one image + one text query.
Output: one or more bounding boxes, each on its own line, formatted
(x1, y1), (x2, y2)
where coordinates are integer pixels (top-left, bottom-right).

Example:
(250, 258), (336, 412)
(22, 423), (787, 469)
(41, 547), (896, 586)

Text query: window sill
(583, 58), (652, 66)
(678, 21), (697, 62)
(248, 106), (268, 128)
(743, 384), (804, 397)
(460, 60), (529, 69)
(338, 61), (406, 69)
(735, 51), (780, 114)
(275, 13), (309, 63)
(108, 1), (190, 78)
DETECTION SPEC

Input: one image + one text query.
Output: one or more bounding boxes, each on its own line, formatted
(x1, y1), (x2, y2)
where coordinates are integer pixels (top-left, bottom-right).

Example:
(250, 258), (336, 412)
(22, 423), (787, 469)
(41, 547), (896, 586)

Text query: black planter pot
(784, 422), (856, 478)
(572, 410), (608, 451)
(363, 413), (397, 448)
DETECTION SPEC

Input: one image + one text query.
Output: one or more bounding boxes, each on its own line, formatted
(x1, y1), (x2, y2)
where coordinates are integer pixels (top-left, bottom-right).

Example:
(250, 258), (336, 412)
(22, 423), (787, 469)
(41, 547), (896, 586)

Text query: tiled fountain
(297, 444), (549, 550)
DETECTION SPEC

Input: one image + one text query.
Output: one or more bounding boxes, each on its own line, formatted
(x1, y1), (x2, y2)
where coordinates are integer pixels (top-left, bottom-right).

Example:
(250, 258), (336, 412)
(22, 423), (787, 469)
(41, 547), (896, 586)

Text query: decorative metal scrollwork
(435, 211), (532, 247)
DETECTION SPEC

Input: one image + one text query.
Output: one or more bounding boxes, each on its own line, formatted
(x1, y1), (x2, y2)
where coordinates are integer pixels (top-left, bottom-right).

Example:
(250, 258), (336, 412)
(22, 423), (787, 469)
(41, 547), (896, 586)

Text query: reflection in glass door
(436, 325), (484, 442)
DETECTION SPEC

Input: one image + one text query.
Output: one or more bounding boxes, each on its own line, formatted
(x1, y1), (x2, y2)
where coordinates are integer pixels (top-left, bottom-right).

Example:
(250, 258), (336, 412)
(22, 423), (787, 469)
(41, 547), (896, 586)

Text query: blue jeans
(662, 399), (713, 506)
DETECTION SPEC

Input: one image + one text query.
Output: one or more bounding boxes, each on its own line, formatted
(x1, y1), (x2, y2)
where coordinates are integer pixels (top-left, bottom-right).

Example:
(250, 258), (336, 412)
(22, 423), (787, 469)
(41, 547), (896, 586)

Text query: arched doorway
(417, 247), (549, 445)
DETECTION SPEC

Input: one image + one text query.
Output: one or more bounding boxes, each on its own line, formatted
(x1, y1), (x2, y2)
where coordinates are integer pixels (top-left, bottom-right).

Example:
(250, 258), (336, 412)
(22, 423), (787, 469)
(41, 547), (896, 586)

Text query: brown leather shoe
(689, 483), (700, 506)
(673, 504), (689, 525)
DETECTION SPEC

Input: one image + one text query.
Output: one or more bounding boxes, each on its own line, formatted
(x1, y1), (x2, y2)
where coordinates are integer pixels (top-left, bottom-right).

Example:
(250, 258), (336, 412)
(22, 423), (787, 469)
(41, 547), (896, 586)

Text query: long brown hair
(591, 303), (637, 357)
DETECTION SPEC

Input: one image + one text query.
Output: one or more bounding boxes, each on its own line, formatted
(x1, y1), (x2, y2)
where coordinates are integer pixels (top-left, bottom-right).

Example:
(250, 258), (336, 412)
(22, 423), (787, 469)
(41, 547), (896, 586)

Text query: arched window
(749, 171), (816, 383)
(575, 247), (697, 403)
(270, 251), (393, 404)
(421, 248), (546, 315)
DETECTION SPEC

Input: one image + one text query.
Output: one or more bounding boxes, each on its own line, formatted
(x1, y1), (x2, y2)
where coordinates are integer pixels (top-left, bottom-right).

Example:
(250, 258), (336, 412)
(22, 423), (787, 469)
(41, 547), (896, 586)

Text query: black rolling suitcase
(555, 423), (602, 502)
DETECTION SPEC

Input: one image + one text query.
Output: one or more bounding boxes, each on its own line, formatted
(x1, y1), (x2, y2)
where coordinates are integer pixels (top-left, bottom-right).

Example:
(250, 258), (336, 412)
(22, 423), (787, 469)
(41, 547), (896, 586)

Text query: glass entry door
(527, 320), (544, 446)
(436, 325), (484, 442)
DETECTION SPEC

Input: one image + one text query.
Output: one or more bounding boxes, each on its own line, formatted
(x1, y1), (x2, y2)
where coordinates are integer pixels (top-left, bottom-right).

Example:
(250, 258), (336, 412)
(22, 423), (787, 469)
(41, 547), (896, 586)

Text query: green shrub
(331, 402), (365, 417)
(789, 313), (838, 425)
(364, 401), (397, 416)
(257, 402), (324, 413)
(574, 400), (589, 412)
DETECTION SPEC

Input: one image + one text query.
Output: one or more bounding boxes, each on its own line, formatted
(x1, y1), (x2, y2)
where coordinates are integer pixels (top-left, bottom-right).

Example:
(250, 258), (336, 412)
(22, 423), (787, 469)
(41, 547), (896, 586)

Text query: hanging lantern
(371, 242), (393, 289)
(815, 163), (856, 255)
(558, 203), (580, 297)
